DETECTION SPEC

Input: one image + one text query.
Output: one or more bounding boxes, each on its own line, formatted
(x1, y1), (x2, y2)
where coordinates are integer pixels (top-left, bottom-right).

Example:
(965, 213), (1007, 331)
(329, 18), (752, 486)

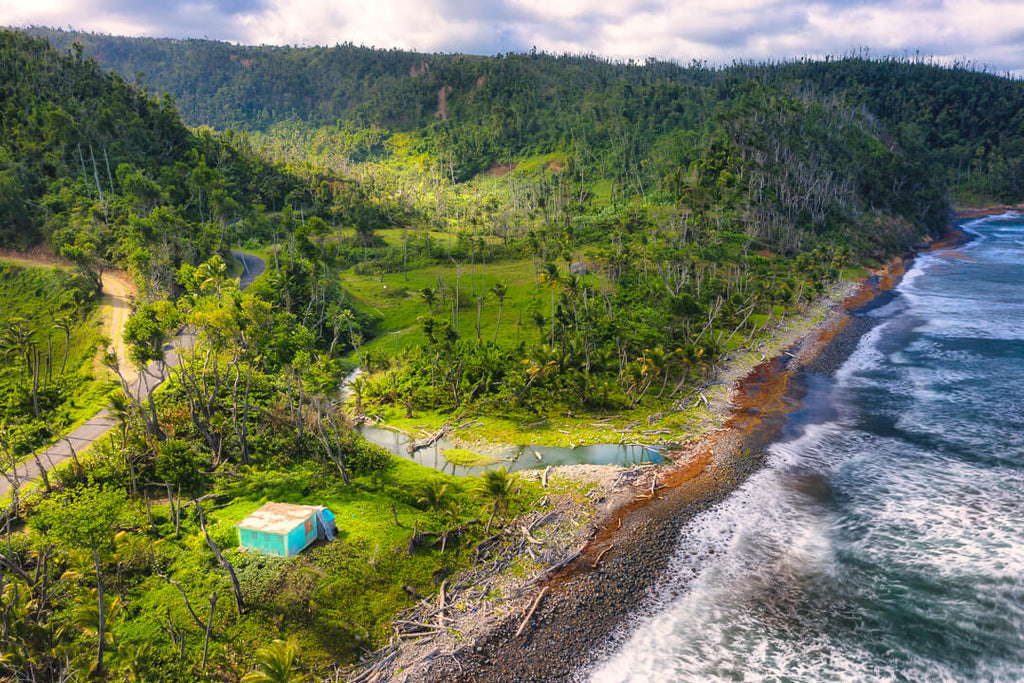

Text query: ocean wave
(584, 216), (1024, 682)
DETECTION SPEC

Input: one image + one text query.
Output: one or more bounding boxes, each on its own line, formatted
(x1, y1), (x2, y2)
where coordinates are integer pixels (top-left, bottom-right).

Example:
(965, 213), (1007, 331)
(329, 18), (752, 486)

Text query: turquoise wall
(239, 510), (322, 557)
(285, 515), (318, 556)
(238, 527), (286, 556)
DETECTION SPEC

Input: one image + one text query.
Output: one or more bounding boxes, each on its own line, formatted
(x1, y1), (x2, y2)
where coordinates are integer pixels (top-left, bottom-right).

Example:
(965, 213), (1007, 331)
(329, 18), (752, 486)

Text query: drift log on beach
(515, 586), (549, 638)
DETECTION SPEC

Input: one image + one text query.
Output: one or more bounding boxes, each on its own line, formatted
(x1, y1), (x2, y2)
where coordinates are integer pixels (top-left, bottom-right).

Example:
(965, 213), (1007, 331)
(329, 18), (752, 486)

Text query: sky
(3, 0), (1024, 75)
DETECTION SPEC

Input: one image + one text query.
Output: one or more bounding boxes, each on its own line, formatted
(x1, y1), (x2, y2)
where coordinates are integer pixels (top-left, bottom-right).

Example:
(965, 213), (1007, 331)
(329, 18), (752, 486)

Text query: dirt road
(0, 250), (265, 498)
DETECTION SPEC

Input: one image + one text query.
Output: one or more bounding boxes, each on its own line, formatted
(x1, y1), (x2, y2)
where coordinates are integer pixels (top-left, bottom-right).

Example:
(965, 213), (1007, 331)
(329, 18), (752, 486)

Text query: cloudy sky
(3, 0), (1024, 74)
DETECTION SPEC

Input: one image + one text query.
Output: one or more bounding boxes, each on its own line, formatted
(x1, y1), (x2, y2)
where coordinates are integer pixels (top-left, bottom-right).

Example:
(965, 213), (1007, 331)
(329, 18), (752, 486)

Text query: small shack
(236, 503), (337, 557)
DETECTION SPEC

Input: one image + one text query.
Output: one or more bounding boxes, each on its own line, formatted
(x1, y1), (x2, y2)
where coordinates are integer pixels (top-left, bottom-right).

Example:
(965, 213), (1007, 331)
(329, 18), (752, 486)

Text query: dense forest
(25, 26), (1024, 204)
(1, 26), (1023, 682)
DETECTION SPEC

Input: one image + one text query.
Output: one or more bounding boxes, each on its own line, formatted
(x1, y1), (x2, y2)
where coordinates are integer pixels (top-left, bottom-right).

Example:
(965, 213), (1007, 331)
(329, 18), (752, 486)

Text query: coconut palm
(531, 311), (546, 342)
(538, 263), (560, 347)
(241, 637), (308, 683)
(420, 286), (437, 316)
(52, 310), (75, 374)
(415, 479), (458, 517)
(196, 254), (229, 302)
(475, 466), (516, 530)
(416, 479), (447, 507)
(108, 393), (132, 449)
(348, 375), (366, 416)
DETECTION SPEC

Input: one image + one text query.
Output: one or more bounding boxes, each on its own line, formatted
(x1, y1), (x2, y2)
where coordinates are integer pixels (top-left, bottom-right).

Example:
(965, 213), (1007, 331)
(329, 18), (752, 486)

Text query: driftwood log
(515, 585), (549, 637)
(406, 421), (474, 452)
(408, 518), (482, 554)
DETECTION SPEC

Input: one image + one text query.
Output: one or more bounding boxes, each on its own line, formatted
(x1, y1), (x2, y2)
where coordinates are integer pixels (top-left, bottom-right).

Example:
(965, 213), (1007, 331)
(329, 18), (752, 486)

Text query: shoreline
(357, 243), (935, 681)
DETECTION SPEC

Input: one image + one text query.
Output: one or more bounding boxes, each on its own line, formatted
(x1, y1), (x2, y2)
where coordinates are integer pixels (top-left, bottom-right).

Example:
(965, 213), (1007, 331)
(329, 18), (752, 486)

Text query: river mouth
(357, 425), (663, 476)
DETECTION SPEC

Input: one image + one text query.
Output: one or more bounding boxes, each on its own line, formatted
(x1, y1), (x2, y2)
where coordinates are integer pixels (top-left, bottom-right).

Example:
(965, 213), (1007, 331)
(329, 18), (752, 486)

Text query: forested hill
(0, 30), (320, 295)
(22, 27), (1024, 208)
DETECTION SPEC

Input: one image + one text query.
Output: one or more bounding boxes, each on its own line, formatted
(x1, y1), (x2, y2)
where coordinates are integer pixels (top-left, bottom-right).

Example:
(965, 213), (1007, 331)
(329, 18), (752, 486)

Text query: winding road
(0, 250), (266, 497)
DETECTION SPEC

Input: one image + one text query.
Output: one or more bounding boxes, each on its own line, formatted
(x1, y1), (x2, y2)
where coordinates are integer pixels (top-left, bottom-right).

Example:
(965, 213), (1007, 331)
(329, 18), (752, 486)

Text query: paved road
(0, 250), (267, 498)
(232, 249), (266, 290)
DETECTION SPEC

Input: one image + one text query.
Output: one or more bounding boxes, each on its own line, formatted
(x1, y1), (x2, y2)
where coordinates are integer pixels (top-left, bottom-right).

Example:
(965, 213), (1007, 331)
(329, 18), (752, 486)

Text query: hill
(0, 30), (305, 290)
(22, 27), (1024, 210)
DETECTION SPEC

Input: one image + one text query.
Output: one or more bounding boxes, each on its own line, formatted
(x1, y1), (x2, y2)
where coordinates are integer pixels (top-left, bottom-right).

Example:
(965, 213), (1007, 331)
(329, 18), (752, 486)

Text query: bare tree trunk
(31, 347), (40, 419)
(93, 547), (106, 675)
(30, 447), (50, 494)
(61, 329), (70, 374)
(194, 501), (245, 615)
(164, 483), (181, 539)
(145, 493), (155, 530)
(202, 591), (218, 671)
(59, 433), (83, 479)
(476, 297), (483, 346)
(230, 362), (252, 465)
(157, 573), (206, 630)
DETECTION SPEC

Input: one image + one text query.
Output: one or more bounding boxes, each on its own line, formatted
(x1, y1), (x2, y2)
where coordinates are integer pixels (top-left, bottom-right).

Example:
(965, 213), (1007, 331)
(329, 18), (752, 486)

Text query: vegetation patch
(0, 260), (110, 459)
(7, 27), (1024, 683)
(442, 448), (501, 468)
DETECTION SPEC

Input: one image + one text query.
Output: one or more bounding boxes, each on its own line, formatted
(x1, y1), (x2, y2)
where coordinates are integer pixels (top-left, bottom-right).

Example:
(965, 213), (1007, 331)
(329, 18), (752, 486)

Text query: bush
(208, 519), (239, 550)
(233, 550), (287, 604)
(347, 437), (393, 476)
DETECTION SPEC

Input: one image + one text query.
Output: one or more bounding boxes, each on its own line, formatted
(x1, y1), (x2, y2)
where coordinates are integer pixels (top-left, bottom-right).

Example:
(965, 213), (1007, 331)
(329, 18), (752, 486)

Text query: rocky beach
(354, 240), (944, 683)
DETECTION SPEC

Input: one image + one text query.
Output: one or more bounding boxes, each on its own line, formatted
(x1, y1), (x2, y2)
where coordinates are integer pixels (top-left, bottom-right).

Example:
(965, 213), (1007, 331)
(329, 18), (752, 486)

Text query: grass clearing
(51, 448), (546, 674)
(344, 256), (598, 354)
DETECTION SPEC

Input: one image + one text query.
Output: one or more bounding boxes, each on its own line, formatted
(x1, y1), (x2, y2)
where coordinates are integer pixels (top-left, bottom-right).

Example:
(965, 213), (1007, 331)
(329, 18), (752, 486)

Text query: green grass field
(98, 453), (543, 672)
(344, 256), (597, 354)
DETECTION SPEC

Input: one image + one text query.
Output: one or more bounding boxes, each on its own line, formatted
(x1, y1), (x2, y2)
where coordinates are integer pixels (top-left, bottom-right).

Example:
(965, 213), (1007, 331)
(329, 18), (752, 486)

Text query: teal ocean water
(589, 214), (1024, 681)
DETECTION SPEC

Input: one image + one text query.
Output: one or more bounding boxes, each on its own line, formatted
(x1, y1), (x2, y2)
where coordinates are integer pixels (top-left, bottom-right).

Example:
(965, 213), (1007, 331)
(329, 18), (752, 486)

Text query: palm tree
(415, 479), (459, 518)
(640, 345), (674, 399)
(416, 480), (449, 509)
(490, 282), (507, 344)
(108, 393), (132, 449)
(241, 637), (308, 683)
(2, 318), (33, 382)
(531, 311), (546, 342)
(524, 344), (559, 386)
(348, 375), (366, 416)
(196, 254), (229, 302)
(420, 286), (437, 316)
(52, 310), (75, 374)
(475, 467), (516, 531)
(527, 232), (541, 289)
(538, 263), (560, 347)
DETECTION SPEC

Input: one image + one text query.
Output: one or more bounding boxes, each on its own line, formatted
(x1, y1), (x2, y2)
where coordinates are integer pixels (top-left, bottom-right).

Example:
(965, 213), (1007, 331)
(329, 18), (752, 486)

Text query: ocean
(587, 214), (1024, 682)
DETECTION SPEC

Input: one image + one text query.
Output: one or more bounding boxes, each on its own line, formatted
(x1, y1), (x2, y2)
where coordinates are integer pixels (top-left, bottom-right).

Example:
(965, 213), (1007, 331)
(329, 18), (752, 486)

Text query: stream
(356, 425), (663, 477)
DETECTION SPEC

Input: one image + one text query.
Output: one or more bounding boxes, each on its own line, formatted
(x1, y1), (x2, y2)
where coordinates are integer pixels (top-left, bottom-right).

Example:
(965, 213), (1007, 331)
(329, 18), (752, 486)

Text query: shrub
(233, 550), (287, 604)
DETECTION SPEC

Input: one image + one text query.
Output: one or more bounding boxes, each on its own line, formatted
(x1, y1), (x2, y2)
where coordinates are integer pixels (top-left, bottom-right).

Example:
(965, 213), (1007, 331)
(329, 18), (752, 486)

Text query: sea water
(587, 214), (1024, 681)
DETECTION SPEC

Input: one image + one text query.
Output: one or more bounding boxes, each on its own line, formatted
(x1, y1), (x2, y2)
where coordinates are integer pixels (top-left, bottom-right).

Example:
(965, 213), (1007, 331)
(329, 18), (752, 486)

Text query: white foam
(834, 321), (890, 382)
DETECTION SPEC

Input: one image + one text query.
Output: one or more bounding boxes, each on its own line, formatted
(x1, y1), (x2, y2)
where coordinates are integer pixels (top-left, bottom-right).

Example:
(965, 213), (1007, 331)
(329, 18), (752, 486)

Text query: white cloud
(3, 0), (1024, 73)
